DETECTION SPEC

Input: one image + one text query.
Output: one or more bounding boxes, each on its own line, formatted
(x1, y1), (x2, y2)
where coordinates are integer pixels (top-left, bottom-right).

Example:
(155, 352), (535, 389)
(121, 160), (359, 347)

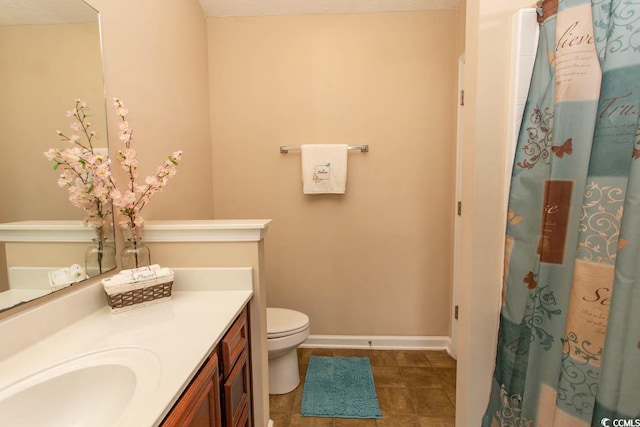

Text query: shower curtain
(483, 0), (640, 426)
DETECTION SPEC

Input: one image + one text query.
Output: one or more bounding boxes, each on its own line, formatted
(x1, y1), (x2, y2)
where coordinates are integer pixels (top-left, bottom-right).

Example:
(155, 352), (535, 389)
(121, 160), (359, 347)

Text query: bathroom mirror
(0, 0), (114, 311)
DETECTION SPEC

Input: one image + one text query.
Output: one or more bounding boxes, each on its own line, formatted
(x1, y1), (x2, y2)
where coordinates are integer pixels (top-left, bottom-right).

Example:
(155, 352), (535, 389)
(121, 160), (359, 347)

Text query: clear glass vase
(85, 238), (117, 278)
(120, 238), (151, 270)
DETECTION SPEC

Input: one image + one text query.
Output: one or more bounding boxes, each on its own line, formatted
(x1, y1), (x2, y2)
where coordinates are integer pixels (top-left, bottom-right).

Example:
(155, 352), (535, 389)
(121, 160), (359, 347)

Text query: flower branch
(44, 99), (116, 237)
(110, 98), (182, 241)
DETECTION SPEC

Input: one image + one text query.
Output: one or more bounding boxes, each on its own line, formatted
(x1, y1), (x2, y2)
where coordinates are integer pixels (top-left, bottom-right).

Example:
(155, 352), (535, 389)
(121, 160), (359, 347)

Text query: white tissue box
(102, 268), (174, 313)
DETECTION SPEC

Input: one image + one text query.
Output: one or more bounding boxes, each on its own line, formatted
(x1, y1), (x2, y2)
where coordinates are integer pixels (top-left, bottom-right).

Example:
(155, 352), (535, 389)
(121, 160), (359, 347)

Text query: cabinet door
(162, 352), (222, 427)
(223, 348), (251, 427)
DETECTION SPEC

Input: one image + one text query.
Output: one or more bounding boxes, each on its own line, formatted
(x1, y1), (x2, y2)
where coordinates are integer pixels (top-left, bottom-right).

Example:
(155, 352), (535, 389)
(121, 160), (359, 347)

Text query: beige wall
(208, 11), (459, 337)
(87, 0), (214, 223)
(456, 0), (533, 424)
(5, 243), (89, 268)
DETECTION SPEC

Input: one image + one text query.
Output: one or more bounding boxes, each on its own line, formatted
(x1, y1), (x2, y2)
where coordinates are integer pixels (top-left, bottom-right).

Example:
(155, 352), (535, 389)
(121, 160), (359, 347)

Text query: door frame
(450, 53), (465, 358)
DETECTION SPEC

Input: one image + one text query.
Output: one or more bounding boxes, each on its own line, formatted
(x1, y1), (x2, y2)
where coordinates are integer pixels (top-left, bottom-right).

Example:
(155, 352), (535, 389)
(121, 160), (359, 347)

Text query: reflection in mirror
(0, 0), (114, 312)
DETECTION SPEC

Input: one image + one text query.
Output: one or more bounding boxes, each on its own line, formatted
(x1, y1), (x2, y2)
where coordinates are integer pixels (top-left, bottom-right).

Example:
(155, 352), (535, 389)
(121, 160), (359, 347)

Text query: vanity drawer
(221, 308), (248, 377)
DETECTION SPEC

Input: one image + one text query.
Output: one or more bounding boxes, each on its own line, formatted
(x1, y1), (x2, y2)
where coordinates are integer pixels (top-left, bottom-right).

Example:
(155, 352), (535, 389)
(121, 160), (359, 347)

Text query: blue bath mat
(301, 356), (382, 419)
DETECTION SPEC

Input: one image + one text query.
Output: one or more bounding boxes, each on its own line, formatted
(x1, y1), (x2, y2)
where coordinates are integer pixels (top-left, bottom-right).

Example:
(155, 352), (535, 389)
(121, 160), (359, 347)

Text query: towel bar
(280, 145), (369, 154)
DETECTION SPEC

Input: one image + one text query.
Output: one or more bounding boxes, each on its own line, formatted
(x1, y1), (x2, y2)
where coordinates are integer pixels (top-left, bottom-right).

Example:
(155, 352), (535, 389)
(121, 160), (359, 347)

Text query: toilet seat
(267, 308), (309, 339)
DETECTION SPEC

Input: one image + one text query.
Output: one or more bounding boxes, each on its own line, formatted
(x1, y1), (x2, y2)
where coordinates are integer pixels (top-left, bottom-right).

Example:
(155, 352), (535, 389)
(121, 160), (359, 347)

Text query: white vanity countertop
(0, 289), (52, 311)
(0, 269), (253, 426)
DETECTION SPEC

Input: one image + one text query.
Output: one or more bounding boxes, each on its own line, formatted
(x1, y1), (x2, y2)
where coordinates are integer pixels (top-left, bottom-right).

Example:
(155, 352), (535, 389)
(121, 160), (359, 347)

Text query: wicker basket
(103, 270), (174, 313)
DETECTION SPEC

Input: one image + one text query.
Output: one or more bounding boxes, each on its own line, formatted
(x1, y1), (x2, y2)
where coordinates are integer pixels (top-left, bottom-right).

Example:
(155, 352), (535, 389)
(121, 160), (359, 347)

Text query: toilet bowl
(267, 307), (310, 395)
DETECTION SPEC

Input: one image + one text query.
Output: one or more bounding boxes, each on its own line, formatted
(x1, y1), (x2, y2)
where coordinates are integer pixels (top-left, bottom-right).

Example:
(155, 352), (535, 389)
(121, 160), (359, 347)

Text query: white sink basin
(0, 347), (161, 427)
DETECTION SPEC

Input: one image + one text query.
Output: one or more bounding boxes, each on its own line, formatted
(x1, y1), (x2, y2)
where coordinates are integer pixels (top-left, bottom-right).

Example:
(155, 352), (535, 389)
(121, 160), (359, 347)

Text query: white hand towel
(301, 144), (348, 194)
(48, 264), (88, 290)
(118, 264), (162, 277)
(102, 267), (172, 288)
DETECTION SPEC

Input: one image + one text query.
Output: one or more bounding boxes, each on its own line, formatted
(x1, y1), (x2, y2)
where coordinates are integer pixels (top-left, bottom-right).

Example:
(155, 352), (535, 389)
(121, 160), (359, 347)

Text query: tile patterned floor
(269, 348), (456, 427)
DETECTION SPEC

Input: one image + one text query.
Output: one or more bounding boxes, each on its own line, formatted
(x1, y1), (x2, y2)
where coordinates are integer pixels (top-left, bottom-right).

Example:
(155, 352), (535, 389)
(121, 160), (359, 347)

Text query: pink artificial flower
(44, 148), (58, 161)
(113, 98), (128, 117)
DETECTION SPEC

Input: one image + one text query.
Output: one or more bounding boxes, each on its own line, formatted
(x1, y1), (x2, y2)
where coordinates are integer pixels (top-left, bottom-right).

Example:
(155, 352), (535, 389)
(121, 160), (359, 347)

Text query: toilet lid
(267, 308), (309, 338)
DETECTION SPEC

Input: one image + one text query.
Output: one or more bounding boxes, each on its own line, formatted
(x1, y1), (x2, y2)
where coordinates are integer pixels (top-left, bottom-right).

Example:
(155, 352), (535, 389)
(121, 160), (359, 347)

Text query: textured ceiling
(199, 0), (460, 17)
(0, 0), (98, 26)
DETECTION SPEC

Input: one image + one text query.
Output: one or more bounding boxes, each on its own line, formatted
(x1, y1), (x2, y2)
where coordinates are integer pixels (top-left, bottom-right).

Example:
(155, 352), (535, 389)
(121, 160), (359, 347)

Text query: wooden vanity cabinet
(162, 307), (252, 427)
(161, 352), (222, 427)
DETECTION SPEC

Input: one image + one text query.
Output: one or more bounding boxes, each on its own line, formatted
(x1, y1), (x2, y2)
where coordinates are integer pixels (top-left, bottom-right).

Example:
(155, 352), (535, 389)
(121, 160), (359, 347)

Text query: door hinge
(455, 305), (459, 320)
(457, 201), (462, 216)
(460, 90), (465, 106)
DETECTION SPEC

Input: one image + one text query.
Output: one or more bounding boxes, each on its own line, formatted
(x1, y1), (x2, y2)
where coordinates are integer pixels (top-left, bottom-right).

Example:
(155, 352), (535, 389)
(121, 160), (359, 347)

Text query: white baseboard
(300, 335), (452, 352)
(268, 419), (274, 427)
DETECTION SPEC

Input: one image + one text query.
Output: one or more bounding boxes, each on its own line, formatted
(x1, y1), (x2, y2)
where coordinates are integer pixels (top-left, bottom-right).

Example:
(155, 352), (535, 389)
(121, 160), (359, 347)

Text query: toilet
(267, 307), (310, 394)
